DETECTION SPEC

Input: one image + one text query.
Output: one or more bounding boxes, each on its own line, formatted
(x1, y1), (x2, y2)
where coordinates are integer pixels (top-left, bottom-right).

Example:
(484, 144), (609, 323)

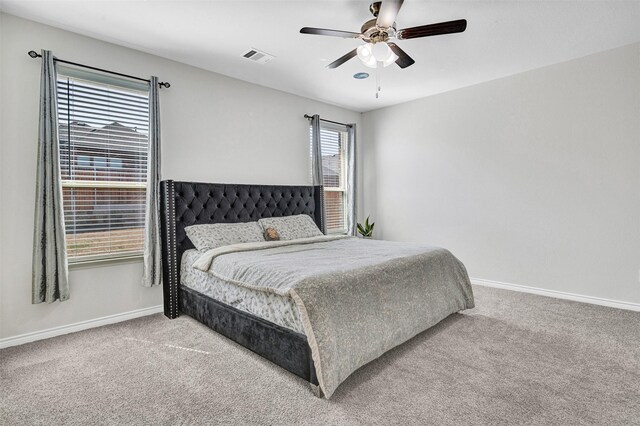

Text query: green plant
(357, 216), (375, 238)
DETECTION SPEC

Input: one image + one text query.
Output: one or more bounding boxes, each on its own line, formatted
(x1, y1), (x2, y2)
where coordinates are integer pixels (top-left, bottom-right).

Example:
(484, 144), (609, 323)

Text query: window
(57, 68), (149, 261)
(310, 123), (349, 234)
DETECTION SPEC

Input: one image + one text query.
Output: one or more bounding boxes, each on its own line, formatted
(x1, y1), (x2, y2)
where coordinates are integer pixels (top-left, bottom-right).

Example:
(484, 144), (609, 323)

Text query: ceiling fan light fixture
(358, 42), (397, 68)
(382, 50), (399, 67)
(359, 43), (372, 57)
(357, 43), (377, 68)
(372, 42), (391, 61)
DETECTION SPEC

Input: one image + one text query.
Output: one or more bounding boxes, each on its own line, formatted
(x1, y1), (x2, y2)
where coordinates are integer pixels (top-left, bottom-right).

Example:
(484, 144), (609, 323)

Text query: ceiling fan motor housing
(361, 18), (395, 43)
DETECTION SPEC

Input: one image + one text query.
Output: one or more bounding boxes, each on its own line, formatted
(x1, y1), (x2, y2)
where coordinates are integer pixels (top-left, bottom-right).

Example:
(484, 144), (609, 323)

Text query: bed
(160, 180), (474, 398)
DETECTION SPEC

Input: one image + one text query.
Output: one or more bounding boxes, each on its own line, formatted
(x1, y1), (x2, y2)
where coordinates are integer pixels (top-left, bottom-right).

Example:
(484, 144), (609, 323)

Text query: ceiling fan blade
(376, 0), (404, 28)
(397, 19), (467, 40)
(387, 43), (415, 69)
(327, 49), (358, 69)
(300, 27), (362, 39)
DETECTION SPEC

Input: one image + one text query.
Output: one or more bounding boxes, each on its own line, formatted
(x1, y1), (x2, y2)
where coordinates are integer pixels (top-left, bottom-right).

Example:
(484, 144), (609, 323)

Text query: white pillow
(258, 215), (323, 241)
(185, 221), (264, 251)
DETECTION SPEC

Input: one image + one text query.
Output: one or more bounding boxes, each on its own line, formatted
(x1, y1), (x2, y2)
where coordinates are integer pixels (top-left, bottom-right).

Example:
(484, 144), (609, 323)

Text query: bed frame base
(180, 285), (318, 385)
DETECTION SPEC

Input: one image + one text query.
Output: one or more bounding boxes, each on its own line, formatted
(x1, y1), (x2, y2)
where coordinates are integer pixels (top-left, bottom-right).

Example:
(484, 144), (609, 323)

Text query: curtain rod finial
(28, 50), (41, 58)
(159, 82), (171, 88)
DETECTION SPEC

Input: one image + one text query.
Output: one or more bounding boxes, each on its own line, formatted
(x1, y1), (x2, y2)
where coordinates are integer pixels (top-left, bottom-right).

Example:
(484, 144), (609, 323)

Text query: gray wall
(362, 42), (640, 304)
(2, 11), (638, 342)
(0, 13), (362, 340)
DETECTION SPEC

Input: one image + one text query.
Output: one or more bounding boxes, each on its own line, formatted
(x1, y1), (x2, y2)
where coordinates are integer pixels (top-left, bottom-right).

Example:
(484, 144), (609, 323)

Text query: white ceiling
(2, 0), (640, 112)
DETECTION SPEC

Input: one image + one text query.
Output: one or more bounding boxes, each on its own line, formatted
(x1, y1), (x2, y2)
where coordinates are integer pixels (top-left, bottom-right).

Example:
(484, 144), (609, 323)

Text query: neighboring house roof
(59, 121), (148, 154)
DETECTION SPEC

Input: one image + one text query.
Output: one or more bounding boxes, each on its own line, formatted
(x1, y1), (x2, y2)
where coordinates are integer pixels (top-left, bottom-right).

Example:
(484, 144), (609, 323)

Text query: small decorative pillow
(264, 227), (280, 241)
(185, 222), (264, 251)
(258, 215), (323, 241)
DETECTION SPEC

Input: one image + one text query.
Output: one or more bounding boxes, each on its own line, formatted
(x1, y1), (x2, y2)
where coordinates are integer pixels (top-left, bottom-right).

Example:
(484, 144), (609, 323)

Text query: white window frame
(57, 66), (150, 264)
(312, 122), (350, 235)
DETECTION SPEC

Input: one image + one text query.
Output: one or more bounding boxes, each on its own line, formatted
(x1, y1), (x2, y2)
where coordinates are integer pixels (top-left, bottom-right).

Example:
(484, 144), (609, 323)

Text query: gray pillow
(258, 215), (323, 241)
(185, 222), (264, 251)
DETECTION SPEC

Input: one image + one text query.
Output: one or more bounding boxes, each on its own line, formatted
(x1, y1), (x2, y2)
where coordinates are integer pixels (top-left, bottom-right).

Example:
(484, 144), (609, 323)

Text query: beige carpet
(1, 285), (639, 425)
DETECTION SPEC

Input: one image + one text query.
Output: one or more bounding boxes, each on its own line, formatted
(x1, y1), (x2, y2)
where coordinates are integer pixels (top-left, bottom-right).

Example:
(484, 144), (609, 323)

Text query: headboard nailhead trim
(319, 186), (326, 233)
(169, 181), (178, 318)
(162, 180), (179, 319)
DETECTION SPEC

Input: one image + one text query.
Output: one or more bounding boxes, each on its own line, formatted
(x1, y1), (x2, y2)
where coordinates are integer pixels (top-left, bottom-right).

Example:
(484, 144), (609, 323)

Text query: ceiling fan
(300, 0), (467, 70)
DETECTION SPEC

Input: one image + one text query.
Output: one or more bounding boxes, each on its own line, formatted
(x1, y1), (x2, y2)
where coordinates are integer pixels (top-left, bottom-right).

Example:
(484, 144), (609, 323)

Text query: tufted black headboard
(159, 180), (325, 318)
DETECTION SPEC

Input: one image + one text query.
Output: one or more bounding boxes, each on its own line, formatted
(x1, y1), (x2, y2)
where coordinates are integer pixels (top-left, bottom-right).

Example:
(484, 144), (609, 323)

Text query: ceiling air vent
(242, 48), (275, 64)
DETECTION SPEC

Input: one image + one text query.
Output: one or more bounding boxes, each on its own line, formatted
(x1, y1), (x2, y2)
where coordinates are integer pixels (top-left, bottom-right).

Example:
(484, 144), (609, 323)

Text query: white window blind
(310, 123), (348, 234)
(57, 71), (150, 261)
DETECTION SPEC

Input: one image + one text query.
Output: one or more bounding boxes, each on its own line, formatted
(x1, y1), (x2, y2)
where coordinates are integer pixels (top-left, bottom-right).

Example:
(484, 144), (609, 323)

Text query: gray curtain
(32, 50), (70, 304)
(310, 114), (323, 185)
(142, 76), (162, 287)
(310, 114), (326, 232)
(346, 124), (357, 236)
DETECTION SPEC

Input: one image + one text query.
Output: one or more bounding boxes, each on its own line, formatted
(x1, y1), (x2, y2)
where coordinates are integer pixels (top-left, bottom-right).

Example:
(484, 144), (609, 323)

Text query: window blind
(310, 123), (348, 234)
(57, 73), (150, 260)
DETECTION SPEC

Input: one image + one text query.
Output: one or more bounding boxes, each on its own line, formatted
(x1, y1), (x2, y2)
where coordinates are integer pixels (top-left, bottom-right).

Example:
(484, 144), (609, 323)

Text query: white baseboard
(471, 278), (640, 312)
(0, 305), (163, 349)
(2, 280), (638, 349)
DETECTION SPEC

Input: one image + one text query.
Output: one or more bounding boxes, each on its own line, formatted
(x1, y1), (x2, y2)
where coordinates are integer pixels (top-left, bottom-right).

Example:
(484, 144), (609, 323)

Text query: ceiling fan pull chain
(376, 62), (382, 98)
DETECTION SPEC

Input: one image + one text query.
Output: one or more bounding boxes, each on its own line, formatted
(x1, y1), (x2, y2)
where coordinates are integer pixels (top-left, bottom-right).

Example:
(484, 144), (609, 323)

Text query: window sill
(68, 253), (143, 269)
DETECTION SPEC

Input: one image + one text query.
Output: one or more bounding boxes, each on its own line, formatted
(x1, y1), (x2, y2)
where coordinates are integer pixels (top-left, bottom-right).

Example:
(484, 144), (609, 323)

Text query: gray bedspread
(193, 236), (474, 398)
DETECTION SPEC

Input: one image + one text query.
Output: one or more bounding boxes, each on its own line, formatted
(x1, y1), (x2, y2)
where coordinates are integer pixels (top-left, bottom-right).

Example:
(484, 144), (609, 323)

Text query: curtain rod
(27, 50), (171, 88)
(304, 114), (352, 128)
